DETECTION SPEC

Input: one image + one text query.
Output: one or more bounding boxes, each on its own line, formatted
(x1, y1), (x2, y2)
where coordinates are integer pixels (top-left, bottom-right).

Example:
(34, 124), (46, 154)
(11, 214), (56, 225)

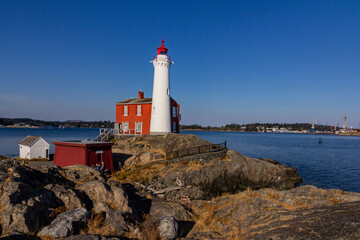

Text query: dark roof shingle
(116, 98), (152, 105)
(18, 136), (41, 146)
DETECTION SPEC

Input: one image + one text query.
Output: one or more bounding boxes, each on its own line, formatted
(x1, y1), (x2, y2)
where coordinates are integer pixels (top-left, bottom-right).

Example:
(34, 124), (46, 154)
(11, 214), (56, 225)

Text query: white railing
(153, 55), (171, 62)
(114, 128), (142, 135)
(94, 128), (114, 141)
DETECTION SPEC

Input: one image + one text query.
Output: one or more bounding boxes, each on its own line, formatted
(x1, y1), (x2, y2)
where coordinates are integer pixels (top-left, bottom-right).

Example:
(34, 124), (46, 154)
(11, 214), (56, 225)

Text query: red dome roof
(157, 40), (168, 55)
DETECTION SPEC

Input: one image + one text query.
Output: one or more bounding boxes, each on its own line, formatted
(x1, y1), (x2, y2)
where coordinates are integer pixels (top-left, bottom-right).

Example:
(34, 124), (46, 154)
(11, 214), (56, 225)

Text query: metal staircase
(94, 128), (114, 142)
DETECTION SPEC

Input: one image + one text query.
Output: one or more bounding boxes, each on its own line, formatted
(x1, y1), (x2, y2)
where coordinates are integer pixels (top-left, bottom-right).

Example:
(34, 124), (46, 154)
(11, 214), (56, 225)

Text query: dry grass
(49, 206), (67, 218)
(37, 234), (56, 240)
(191, 202), (220, 232)
(331, 191), (344, 204)
(294, 198), (310, 209)
(243, 187), (258, 202)
(265, 189), (280, 200)
(114, 163), (166, 183)
(86, 211), (106, 235)
(227, 226), (246, 240)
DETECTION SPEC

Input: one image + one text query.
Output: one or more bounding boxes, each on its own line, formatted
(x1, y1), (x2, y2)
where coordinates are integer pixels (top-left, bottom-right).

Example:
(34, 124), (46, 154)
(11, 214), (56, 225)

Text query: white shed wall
(19, 145), (30, 159)
(30, 138), (50, 159)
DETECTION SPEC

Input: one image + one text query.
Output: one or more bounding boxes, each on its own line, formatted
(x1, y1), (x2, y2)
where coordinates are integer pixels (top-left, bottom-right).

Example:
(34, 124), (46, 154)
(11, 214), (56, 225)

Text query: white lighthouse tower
(150, 40), (173, 135)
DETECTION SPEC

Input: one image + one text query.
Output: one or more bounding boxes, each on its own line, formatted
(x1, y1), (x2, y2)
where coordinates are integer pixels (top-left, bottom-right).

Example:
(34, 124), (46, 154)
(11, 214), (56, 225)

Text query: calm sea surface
(1, 128), (359, 192)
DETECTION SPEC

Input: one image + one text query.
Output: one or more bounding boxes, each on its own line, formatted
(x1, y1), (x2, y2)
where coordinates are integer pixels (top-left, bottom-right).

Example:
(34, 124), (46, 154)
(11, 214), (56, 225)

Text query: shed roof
(18, 136), (42, 146)
(52, 141), (114, 147)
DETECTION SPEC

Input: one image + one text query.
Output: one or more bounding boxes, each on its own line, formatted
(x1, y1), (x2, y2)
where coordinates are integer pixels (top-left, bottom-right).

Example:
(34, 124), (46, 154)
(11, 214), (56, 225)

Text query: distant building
(115, 40), (180, 135)
(53, 141), (114, 172)
(18, 136), (50, 159)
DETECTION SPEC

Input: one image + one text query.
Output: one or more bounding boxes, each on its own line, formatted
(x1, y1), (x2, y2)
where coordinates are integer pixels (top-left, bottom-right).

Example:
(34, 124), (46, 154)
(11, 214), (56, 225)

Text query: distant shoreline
(181, 129), (360, 136)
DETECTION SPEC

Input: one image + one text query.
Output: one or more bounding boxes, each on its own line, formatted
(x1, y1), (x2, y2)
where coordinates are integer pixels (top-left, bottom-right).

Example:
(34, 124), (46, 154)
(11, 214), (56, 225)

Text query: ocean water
(1, 128), (360, 192)
(0, 127), (99, 156)
(182, 130), (360, 192)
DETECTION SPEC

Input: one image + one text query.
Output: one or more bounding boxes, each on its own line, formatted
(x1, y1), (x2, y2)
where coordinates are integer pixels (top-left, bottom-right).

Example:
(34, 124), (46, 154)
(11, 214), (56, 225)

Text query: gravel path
(26, 161), (54, 168)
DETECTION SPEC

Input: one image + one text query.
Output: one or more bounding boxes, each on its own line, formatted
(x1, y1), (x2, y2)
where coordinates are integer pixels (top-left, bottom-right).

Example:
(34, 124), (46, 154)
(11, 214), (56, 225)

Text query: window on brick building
(136, 122), (143, 132)
(123, 122), (129, 131)
(172, 107), (177, 117)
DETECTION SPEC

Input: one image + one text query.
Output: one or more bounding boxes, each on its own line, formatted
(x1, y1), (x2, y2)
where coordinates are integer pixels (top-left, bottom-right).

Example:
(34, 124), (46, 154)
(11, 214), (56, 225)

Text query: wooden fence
(165, 141), (227, 160)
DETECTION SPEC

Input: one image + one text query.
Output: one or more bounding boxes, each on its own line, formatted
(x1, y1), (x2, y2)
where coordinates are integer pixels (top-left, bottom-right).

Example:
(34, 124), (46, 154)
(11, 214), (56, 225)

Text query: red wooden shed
(53, 141), (114, 172)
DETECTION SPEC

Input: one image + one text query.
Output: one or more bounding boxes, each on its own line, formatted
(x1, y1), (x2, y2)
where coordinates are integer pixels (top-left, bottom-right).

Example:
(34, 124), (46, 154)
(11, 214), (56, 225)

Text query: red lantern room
(157, 40), (168, 55)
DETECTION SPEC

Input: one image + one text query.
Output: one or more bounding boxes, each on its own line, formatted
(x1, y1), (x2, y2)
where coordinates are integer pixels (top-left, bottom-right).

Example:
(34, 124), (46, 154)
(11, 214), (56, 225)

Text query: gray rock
(78, 181), (114, 204)
(44, 184), (85, 209)
(149, 200), (193, 222)
(39, 219), (73, 238)
(109, 180), (138, 218)
(93, 201), (111, 213)
(158, 216), (178, 240)
(61, 165), (104, 183)
(88, 210), (129, 236)
(103, 210), (129, 235)
(0, 160), (12, 189)
(57, 207), (90, 222)
(39, 207), (90, 238)
(0, 180), (56, 233)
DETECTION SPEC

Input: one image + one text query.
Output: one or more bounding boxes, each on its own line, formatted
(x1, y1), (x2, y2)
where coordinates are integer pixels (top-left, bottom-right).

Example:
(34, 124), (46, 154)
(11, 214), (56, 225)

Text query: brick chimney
(138, 91), (144, 99)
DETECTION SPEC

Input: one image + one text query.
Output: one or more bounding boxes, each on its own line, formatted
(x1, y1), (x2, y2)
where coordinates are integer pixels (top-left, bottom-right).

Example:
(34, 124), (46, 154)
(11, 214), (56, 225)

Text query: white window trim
(137, 105), (141, 116)
(136, 121), (143, 132)
(124, 106), (128, 116)
(122, 121), (129, 131)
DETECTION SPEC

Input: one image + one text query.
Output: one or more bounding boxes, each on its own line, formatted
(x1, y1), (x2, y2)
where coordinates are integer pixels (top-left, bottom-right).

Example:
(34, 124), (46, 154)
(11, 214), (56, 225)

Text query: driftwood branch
(134, 182), (183, 195)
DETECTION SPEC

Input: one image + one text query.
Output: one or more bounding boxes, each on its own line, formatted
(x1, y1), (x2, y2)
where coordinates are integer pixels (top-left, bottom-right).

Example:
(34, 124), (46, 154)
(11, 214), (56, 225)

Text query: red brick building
(115, 91), (180, 135)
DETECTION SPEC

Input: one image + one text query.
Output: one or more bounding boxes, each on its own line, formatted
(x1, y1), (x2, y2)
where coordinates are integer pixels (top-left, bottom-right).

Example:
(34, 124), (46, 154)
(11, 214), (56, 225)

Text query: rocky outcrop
(0, 165), (59, 233)
(60, 165), (105, 184)
(39, 207), (90, 238)
(114, 133), (211, 154)
(113, 133), (212, 168)
(118, 147), (302, 200)
(186, 185), (360, 239)
(0, 160), (138, 238)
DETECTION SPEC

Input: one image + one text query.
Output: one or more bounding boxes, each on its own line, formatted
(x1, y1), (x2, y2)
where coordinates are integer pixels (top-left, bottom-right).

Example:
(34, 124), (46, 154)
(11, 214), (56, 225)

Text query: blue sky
(1, 0), (359, 128)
